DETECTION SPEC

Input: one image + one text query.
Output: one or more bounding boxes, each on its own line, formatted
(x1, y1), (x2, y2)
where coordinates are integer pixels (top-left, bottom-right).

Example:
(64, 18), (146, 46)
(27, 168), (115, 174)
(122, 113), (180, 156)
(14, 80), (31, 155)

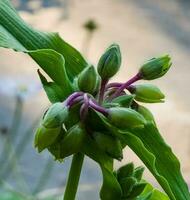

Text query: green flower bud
(34, 124), (61, 153)
(77, 65), (98, 94)
(137, 105), (156, 125)
(129, 84), (165, 103)
(112, 94), (135, 107)
(97, 43), (121, 80)
(108, 107), (146, 129)
(48, 129), (65, 161)
(59, 123), (86, 158)
(120, 177), (137, 197)
(93, 132), (123, 160)
(133, 166), (145, 181)
(127, 182), (147, 198)
(139, 55), (172, 80)
(117, 162), (134, 182)
(43, 103), (69, 128)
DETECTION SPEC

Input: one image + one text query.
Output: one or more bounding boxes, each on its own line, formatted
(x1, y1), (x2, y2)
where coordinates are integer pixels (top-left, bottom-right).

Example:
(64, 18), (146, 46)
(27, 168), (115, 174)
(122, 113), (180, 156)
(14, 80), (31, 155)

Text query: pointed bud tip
(140, 54), (172, 80)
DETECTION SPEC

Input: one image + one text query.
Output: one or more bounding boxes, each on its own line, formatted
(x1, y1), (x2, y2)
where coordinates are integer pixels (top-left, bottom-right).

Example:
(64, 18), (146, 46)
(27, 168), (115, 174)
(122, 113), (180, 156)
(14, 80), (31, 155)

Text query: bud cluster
(115, 162), (146, 199)
(34, 43), (172, 197)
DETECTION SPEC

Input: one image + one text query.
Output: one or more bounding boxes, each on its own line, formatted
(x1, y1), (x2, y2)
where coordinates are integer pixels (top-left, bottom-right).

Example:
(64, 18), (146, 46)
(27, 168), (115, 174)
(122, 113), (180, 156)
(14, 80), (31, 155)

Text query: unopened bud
(129, 84), (165, 103)
(120, 177), (137, 197)
(43, 103), (69, 128)
(108, 107), (146, 129)
(59, 123), (86, 158)
(139, 55), (171, 80)
(133, 166), (145, 181)
(117, 162), (134, 182)
(77, 65), (98, 94)
(112, 95), (134, 107)
(93, 132), (123, 160)
(34, 124), (61, 152)
(98, 44), (121, 80)
(127, 182), (147, 198)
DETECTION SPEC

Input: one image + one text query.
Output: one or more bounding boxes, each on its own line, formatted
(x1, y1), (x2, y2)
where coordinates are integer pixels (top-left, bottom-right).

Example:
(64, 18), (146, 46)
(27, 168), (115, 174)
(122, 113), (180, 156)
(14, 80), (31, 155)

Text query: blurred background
(0, 0), (190, 199)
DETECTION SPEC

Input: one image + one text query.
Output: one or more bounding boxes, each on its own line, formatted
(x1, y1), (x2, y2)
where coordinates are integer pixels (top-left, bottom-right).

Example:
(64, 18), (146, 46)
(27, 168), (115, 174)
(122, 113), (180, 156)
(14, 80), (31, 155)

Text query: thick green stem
(63, 153), (84, 200)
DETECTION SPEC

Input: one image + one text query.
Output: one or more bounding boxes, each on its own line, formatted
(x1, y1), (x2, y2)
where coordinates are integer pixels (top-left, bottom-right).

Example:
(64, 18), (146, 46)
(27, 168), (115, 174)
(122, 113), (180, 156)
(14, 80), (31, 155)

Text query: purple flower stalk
(89, 99), (109, 116)
(80, 94), (90, 121)
(109, 73), (142, 100)
(65, 92), (84, 107)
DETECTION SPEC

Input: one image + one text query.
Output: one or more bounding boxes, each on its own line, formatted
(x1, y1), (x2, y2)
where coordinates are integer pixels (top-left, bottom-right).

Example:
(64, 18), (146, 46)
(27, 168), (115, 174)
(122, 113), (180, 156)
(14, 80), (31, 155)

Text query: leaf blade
(0, 0), (88, 80)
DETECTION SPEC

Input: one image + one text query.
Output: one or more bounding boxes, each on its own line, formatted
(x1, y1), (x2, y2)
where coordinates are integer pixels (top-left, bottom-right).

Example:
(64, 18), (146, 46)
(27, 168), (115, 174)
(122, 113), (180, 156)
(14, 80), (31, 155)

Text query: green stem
(63, 153), (84, 200)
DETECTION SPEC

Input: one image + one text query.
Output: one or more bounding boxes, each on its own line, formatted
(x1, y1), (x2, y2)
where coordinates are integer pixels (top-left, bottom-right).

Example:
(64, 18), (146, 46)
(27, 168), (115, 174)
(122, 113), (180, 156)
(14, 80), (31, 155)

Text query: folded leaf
(0, 0), (88, 80)
(38, 70), (66, 103)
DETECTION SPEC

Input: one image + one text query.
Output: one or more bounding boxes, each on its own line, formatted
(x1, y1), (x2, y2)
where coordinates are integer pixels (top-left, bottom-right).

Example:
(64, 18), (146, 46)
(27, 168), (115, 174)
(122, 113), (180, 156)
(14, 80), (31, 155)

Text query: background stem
(63, 153), (84, 200)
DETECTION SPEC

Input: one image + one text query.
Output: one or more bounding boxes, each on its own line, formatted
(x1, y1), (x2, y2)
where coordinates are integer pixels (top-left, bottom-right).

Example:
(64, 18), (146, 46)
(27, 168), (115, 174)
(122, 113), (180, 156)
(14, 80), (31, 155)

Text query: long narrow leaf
(95, 113), (190, 200)
(125, 123), (190, 200)
(0, 0), (88, 80)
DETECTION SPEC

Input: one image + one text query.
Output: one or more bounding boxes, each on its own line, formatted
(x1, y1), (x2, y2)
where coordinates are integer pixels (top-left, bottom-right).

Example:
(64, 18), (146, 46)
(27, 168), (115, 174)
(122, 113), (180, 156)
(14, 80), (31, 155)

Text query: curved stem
(89, 99), (109, 116)
(110, 73), (142, 100)
(63, 153), (84, 200)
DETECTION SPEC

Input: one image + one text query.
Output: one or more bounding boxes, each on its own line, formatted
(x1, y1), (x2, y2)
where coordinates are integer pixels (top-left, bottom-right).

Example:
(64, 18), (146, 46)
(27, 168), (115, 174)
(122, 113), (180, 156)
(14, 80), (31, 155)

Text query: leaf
(96, 115), (190, 200)
(124, 123), (190, 200)
(0, 0), (88, 80)
(137, 183), (170, 200)
(38, 70), (66, 103)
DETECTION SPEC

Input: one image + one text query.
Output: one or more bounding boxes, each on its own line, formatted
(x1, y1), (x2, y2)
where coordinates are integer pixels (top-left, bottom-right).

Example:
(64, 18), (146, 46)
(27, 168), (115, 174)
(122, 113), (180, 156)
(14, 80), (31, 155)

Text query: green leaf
(137, 183), (170, 200)
(124, 123), (190, 200)
(0, 0), (88, 80)
(38, 70), (66, 103)
(96, 116), (190, 200)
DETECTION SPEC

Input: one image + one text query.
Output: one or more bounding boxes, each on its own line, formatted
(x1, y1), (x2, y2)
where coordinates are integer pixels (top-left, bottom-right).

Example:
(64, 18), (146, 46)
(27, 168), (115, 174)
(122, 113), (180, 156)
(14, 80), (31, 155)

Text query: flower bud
(133, 166), (145, 181)
(129, 84), (165, 103)
(34, 124), (61, 152)
(93, 132), (123, 160)
(97, 43), (121, 80)
(77, 65), (98, 94)
(108, 107), (146, 129)
(43, 103), (69, 128)
(117, 162), (134, 182)
(58, 123), (86, 158)
(139, 55), (171, 80)
(120, 177), (137, 197)
(127, 182), (147, 198)
(112, 95), (135, 107)
(137, 105), (155, 125)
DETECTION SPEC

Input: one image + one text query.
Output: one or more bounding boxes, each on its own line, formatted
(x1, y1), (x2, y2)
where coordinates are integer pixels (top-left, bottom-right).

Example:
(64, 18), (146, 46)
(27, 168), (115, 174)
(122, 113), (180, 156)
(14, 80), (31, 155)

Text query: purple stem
(106, 82), (122, 89)
(69, 96), (84, 107)
(98, 79), (108, 104)
(65, 92), (83, 107)
(110, 73), (142, 100)
(80, 94), (89, 121)
(89, 99), (109, 116)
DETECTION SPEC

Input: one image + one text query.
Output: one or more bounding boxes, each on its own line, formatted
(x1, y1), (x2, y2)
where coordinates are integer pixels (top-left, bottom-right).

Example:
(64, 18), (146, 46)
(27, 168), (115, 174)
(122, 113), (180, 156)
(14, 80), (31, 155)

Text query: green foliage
(0, 0), (88, 81)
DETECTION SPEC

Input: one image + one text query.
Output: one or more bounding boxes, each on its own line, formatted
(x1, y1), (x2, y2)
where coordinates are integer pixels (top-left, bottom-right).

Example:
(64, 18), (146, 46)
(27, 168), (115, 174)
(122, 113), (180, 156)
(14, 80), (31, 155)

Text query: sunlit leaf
(0, 0), (88, 80)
